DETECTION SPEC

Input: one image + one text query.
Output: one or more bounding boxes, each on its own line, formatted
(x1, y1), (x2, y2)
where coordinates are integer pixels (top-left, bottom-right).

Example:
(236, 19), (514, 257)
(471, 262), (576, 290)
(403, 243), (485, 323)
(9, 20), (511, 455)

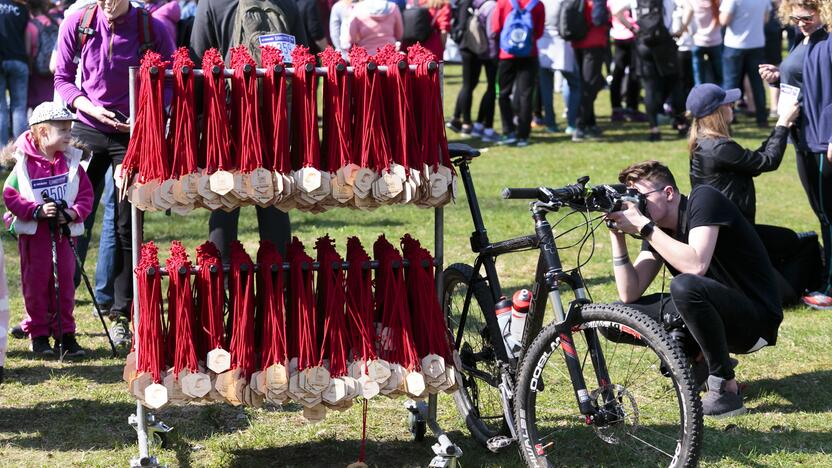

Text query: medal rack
(125, 64), (462, 468)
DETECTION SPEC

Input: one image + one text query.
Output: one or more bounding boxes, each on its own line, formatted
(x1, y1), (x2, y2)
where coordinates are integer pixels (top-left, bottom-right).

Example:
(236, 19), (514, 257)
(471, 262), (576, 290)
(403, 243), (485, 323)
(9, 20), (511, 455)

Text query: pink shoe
(802, 291), (832, 310)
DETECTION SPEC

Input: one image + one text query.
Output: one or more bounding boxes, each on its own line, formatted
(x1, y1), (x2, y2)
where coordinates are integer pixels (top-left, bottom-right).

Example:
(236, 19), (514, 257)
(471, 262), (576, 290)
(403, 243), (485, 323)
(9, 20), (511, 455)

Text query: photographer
(605, 160), (782, 418)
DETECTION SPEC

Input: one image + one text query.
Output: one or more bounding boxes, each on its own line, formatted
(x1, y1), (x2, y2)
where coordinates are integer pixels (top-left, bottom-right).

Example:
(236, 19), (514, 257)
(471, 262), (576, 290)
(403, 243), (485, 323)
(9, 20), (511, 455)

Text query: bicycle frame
(453, 158), (618, 436)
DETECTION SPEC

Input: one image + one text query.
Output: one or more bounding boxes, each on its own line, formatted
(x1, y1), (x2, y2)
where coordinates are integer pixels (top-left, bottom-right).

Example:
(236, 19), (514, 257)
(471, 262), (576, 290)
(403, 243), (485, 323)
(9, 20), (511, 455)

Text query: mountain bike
(443, 143), (703, 467)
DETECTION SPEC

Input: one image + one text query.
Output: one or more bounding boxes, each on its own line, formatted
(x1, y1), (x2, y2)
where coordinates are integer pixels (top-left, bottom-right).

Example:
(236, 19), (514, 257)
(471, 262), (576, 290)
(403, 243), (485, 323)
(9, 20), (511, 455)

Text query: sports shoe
(693, 357), (739, 391)
(445, 119), (463, 133)
(515, 139), (530, 147)
(110, 318), (133, 349)
(31, 336), (55, 357)
(55, 333), (86, 358)
(10, 325), (26, 339)
(480, 128), (499, 143)
(611, 109), (627, 123)
(802, 291), (832, 310)
(471, 122), (484, 138)
(499, 133), (518, 145)
(93, 302), (113, 320)
(702, 375), (746, 418)
(648, 131), (661, 142)
(564, 126), (577, 136)
(625, 109), (648, 122)
(571, 129), (585, 142)
(460, 123), (473, 135)
(585, 126), (603, 140)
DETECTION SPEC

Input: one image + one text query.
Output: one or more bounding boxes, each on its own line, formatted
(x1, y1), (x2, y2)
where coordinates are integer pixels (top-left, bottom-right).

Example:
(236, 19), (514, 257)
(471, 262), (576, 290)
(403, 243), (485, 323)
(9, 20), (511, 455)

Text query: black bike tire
(514, 303), (703, 468)
(443, 263), (509, 445)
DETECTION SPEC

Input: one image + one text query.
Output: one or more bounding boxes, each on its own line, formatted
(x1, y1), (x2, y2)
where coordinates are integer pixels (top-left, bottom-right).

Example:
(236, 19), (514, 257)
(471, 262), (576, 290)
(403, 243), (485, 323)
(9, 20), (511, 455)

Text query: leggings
(452, 50), (497, 127)
(796, 149), (832, 292)
(610, 39), (640, 110)
(623, 274), (778, 381)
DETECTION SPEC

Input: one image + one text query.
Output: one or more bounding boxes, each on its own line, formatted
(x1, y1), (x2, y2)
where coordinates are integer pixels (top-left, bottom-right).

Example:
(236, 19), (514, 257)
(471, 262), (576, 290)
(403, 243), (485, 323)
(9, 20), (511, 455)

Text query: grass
(0, 64), (831, 467)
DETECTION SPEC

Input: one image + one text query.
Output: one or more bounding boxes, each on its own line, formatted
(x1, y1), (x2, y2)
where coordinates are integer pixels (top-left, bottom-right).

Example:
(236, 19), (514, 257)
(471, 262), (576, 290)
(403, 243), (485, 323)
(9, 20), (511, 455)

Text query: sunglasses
(790, 14), (815, 23)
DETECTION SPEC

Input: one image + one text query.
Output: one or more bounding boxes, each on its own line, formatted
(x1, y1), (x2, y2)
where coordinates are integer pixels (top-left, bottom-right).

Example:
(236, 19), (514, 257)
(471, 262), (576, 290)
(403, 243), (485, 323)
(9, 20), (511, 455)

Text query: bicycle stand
(405, 398), (463, 468)
(129, 411), (173, 468)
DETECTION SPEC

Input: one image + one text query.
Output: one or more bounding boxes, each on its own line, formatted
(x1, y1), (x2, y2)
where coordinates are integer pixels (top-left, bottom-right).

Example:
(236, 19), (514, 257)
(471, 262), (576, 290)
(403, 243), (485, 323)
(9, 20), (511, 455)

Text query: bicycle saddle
(448, 142), (481, 161)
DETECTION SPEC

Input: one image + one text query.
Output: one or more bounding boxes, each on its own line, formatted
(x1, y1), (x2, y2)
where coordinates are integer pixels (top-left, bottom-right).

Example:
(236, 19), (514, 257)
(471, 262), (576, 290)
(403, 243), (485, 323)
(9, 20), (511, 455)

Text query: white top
(538, 0), (575, 71)
(720, 0), (770, 49)
(672, 0), (693, 51)
(685, 0), (722, 47)
(630, 0), (675, 30)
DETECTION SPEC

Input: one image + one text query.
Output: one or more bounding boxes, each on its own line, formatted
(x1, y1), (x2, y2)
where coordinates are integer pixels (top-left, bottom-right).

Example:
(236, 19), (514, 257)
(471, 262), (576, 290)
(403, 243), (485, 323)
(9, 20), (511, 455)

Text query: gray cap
(29, 101), (78, 126)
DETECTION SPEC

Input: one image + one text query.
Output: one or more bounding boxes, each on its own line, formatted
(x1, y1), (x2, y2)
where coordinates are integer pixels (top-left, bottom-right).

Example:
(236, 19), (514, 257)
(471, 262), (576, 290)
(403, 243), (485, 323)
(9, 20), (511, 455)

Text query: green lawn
(0, 64), (830, 467)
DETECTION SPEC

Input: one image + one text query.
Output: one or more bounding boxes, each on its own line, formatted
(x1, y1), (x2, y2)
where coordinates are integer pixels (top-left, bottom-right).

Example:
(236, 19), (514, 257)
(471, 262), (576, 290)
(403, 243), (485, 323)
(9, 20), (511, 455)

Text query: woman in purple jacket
(53, 0), (175, 345)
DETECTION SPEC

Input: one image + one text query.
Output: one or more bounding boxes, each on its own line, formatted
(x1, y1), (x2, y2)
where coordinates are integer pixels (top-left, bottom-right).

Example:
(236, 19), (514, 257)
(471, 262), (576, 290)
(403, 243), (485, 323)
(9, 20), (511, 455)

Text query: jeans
(93, 166), (117, 306)
(0, 60), (30, 143)
(574, 47), (606, 129)
(71, 122), (133, 318)
(452, 50), (497, 128)
(625, 273), (778, 381)
(497, 57), (538, 139)
(560, 69), (582, 129)
(691, 45), (723, 85)
(722, 46), (767, 125)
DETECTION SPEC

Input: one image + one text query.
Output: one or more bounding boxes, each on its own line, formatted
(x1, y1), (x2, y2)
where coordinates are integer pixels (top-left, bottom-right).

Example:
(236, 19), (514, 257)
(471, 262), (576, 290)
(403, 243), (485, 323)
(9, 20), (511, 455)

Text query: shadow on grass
(701, 425), (832, 467)
(745, 369), (832, 414)
(2, 361), (125, 385)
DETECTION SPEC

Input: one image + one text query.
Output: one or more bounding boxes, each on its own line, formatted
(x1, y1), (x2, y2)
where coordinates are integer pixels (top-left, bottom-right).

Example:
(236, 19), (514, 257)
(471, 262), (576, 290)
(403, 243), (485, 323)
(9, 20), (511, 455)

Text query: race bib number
(31, 174), (68, 204)
(259, 33), (296, 64)
(778, 84), (800, 117)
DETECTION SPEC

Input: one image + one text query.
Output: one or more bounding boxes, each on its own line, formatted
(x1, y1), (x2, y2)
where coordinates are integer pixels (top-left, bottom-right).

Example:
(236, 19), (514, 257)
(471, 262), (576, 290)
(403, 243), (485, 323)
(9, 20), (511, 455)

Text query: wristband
(33, 205), (42, 220)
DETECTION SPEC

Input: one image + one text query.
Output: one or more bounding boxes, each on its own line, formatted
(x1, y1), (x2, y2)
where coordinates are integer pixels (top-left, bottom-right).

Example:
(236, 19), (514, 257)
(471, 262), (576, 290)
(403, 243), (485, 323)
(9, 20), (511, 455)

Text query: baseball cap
(28, 101), (78, 126)
(685, 84), (742, 119)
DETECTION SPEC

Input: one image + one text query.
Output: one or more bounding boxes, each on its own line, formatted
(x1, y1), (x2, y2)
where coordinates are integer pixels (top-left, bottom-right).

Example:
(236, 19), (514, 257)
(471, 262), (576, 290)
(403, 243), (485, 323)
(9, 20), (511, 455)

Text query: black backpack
(450, 0), (474, 45)
(635, 0), (671, 47)
(558, 0), (588, 42)
(402, 2), (434, 43)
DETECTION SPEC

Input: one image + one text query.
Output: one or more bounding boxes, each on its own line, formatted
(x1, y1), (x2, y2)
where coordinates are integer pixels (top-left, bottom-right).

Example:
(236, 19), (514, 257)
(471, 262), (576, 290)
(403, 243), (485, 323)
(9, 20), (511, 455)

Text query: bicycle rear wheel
(443, 263), (508, 445)
(514, 303), (702, 467)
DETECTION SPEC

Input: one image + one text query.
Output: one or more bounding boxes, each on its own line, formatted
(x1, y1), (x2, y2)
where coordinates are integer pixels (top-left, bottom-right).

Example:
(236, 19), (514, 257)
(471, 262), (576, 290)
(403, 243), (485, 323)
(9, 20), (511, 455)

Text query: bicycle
(443, 143), (703, 467)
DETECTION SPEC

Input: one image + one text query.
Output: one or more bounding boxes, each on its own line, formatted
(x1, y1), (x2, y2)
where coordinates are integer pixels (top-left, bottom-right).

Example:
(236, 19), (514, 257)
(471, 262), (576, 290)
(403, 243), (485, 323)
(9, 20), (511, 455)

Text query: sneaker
(31, 336), (55, 357)
(55, 333), (86, 358)
(480, 128), (499, 143)
(611, 109), (627, 123)
(471, 122), (484, 138)
(445, 119), (463, 133)
(625, 109), (648, 123)
(802, 291), (832, 310)
(110, 319), (133, 349)
(531, 115), (545, 128)
(702, 375), (746, 418)
(460, 123), (473, 135)
(10, 325), (26, 339)
(586, 126), (603, 140)
(93, 302), (113, 320)
(648, 131), (661, 142)
(499, 133), (518, 146)
(544, 125), (561, 133)
(571, 129), (586, 142)
(693, 357), (740, 391)
(515, 139), (530, 147)
(564, 126), (577, 136)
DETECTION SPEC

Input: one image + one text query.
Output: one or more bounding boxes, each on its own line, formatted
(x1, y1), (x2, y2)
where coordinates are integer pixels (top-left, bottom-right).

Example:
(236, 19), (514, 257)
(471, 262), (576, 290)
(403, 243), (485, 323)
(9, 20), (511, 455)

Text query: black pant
(625, 274), (776, 381)
(453, 50), (497, 128)
(71, 122), (133, 317)
(208, 206), (291, 263)
(574, 47), (606, 129)
(639, 56), (682, 128)
(498, 57), (537, 139)
(610, 40), (639, 110)
(796, 149), (832, 291)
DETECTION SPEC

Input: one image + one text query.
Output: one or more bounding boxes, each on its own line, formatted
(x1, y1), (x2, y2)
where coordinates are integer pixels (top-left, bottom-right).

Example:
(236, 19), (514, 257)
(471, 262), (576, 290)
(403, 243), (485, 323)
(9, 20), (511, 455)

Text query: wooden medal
(321, 378), (347, 405)
(330, 174), (354, 203)
(159, 179), (178, 205)
(421, 354), (446, 379)
(180, 369), (212, 399)
(170, 203), (195, 216)
(295, 167), (322, 193)
(303, 366), (331, 395)
(207, 348), (231, 374)
(336, 163), (360, 186)
(405, 370), (427, 398)
(197, 173), (215, 199)
(249, 370), (265, 395)
(209, 170), (235, 196)
(123, 352), (137, 384)
(357, 375), (380, 399)
(144, 382), (169, 409)
(367, 359), (391, 386)
(231, 172), (249, 201)
(353, 168), (376, 197)
(265, 363), (289, 394)
(381, 364), (405, 395)
(163, 371), (188, 405)
(303, 405), (327, 423)
(132, 372), (153, 400)
(250, 168), (275, 206)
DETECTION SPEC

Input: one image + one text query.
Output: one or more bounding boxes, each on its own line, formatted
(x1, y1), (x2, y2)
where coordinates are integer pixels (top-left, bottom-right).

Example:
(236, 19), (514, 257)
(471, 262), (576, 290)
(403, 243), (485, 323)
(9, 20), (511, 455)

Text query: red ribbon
(257, 240), (287, 369)
(230, 46), (265, 173)
(319, 47), (352, 173)
(373, 236), (419, 370)
(315, 236), (350, 377)
(228, 241), (256, 378)
(195, 241), (226, 356)
(350, 48), (391, 172)
(166, 241), (199, 376)
(290, 46), (321, 170)
(345, 237), (377, 363)
(261, 46), (291, 173)
(200, 48), (232, 173)
(168, 48), (198, 178)
(121, 52), (170, 186)
(286, 237), (318, 370)
(407, 45), (451, 170)
(135, 242), (165, 383)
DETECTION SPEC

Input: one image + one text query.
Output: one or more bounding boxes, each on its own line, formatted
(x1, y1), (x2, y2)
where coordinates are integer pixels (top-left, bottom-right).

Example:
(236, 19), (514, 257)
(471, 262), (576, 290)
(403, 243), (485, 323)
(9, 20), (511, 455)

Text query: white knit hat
(29, 101), (78, 126)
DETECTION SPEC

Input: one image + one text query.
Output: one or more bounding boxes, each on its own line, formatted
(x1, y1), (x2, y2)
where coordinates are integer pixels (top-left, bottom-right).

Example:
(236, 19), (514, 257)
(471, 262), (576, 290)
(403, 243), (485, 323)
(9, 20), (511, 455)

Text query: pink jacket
(3, 132), (93, 227)
(348, 0), (403, 55)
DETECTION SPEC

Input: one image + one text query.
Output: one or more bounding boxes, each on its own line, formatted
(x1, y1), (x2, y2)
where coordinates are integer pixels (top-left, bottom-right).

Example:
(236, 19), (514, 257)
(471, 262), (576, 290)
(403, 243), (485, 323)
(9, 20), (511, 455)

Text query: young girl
(3, 101), (93, 358)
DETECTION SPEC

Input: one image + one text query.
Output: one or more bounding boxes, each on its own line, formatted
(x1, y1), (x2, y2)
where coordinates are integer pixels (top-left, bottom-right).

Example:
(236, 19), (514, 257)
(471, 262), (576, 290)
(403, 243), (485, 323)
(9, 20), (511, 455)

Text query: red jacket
(491, 0), (545, 59)
(572, 0), (610, 49)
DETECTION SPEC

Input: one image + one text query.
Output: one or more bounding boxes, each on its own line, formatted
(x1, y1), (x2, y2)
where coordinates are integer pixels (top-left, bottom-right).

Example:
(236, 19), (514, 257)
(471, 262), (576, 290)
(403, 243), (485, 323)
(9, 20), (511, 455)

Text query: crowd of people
(0, 0), (830, 423)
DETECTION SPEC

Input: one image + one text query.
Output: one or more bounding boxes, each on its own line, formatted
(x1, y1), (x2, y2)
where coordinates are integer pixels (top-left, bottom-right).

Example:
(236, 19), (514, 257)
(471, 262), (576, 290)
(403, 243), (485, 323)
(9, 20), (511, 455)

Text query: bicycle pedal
(486, 435), (514, 453)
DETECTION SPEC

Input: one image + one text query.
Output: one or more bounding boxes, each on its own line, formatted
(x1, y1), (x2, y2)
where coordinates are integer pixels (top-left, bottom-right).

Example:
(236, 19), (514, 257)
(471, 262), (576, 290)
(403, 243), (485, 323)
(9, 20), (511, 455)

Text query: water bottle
(494, 297), (518, 354)
(510, 289), (532, 346)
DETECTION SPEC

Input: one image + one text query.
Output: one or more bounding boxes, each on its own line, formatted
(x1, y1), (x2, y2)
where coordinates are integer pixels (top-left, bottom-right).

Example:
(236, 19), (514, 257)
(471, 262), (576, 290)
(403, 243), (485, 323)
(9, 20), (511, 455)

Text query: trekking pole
(43, 194), (118, 357)
(43, 196), (65, 363)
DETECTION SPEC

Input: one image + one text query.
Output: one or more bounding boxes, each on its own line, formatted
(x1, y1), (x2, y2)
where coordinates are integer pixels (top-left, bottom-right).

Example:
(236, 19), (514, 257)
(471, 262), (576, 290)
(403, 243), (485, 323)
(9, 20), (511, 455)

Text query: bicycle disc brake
(588, 384), (639, 445)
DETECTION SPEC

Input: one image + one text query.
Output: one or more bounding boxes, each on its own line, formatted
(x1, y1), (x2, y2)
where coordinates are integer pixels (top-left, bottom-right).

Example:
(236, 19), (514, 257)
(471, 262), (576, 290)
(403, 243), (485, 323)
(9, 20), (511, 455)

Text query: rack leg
(405, 399), (462, 468)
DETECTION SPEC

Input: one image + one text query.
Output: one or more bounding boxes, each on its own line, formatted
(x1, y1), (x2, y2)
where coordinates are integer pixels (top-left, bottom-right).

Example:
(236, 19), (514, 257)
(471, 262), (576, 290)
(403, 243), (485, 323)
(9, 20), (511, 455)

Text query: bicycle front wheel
(514, 303), (702, 467)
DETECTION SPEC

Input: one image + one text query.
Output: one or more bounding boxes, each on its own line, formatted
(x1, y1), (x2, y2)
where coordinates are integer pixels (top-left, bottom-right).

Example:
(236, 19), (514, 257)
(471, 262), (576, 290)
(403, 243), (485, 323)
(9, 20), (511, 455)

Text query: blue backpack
(499, 0), (540, 56)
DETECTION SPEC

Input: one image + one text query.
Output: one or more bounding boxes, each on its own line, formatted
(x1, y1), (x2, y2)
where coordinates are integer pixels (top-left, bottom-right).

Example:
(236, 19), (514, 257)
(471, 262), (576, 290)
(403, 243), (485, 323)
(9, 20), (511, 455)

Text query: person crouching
(2, 102), (93, 358)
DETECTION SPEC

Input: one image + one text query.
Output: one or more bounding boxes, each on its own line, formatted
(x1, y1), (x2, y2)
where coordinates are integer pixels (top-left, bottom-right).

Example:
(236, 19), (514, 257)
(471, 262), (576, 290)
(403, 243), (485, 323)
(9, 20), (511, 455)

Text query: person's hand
(38, 202), (58, 219)
(87, 106), (130, 133)
(758, 64), (780, 84)
(776, 101), (800, 127)
(57, 208), (76, 225)
(605, 204), (651, 237)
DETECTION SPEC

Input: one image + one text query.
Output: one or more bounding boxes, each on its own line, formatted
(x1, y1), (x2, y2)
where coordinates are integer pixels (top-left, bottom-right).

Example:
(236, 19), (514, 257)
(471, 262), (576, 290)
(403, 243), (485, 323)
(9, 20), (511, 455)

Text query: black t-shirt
(0, 0), (29, 62)
(645, 186), (783, 335)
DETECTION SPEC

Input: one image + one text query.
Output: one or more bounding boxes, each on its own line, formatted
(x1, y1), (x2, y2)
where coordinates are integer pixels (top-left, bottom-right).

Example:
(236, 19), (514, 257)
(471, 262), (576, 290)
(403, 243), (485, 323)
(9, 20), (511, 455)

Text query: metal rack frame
(126, 64), (460, 467)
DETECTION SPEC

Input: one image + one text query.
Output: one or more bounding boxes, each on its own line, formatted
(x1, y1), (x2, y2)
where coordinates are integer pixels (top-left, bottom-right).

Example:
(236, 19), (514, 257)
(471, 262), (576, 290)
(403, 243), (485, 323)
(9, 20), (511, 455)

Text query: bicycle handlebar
(502, 178), (641, 214)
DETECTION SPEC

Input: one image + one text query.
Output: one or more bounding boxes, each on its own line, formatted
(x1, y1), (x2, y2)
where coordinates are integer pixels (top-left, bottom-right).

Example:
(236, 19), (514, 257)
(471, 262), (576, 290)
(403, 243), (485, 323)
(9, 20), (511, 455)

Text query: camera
(586, 184), (648, 214)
